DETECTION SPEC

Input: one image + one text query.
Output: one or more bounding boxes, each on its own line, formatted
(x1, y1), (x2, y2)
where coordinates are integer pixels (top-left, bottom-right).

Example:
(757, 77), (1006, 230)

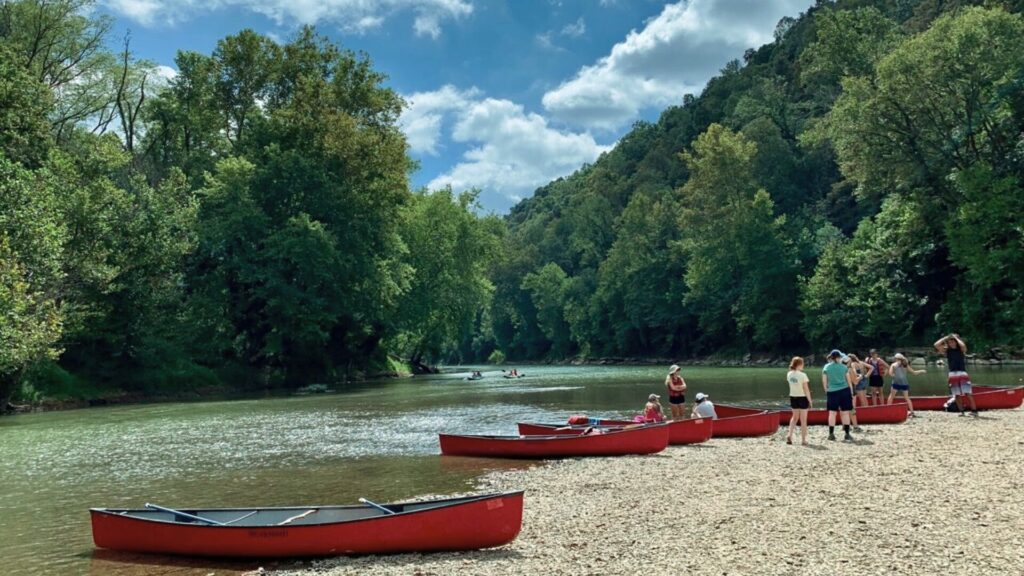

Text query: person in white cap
(691, 392), (717, 419)
(665, 364), (687, 419)
(642, 393), (665, 423)
(887, 353), (925, 416)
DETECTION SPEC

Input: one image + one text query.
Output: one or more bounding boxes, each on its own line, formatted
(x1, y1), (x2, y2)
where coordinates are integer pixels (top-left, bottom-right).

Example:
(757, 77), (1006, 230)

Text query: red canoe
(91, 492), (523, 558)
(776, 402), (908, 426)
(709, 405), (780, 438)
(439, 423), (669, 458)
(894, 385), (1024, 411)
(516, 418), (713, 445)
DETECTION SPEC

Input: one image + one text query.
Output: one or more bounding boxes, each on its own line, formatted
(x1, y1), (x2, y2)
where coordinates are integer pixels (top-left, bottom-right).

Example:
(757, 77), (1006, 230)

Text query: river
(2, 364), (1021, 575)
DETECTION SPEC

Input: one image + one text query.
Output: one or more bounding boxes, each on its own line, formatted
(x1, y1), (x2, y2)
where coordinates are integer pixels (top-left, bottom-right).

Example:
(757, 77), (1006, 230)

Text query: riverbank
(533, 346), (1024, 369)
(281, 409), (1024, 576)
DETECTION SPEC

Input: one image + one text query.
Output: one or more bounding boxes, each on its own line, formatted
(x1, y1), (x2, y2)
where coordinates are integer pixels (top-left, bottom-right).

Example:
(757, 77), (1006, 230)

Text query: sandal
(786, 437), (793, 445)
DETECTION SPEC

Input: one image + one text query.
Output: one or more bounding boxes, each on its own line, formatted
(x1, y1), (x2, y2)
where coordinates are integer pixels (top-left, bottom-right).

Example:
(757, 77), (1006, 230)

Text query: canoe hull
(896, 385), (1024, 411)
(517, 418), (712, 446)
(776, 403), (909, 426)
(91, 492), (523, 558)
(440, 424), (669, 458)
(709, 406), (780, 438)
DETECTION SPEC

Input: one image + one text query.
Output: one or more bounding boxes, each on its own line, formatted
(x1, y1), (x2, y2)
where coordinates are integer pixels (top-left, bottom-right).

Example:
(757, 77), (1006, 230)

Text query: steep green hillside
(481, 0), (1024, 361)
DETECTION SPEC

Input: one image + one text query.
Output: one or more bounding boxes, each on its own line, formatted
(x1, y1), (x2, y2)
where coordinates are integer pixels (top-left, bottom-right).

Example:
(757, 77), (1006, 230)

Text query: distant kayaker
(866, 349), (889, 406)
(824, 350), (854, 442)
(887, 353), (925, 416)
(665, 364), (687, 419)
(934, 333), (978, 416)
(785, 356), (811, 446)
(643, 393), (666, 423)
(691, 392), (717, 420)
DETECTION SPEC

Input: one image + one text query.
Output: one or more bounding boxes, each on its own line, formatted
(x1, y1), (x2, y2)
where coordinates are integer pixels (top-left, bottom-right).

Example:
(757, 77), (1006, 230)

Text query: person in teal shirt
(822, 349), (854, 441)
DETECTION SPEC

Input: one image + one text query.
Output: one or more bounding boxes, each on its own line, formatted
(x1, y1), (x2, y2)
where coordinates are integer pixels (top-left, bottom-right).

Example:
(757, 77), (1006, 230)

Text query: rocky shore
(280, 409), (1024, 576)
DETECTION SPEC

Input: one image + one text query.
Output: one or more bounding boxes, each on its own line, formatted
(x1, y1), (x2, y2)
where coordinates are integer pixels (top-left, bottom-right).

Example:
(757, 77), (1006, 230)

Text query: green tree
(394, 188), (501, 366)
(0, 157), (65, 407)
(678, 124), (799, 349)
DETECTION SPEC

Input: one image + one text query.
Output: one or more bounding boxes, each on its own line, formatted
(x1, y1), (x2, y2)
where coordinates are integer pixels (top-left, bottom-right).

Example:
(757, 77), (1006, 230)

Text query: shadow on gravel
(849, 439), (874, 446)
(803, 444), (827, 451)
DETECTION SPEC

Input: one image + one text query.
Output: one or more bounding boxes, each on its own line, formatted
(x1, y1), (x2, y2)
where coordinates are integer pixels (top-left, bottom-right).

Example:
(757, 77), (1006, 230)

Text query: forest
(1, 0), (1023, 407)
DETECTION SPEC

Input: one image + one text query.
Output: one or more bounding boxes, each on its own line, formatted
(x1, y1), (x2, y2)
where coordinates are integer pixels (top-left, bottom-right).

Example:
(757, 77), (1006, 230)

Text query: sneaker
(958, 412), (966, 417)
(970, 411), (979, 417)
(852, 426), (863, 432)
(843, 433), (854, 442)
(786, 437), (793, 445)
(828, 433), (836, 441)
(908, 412), (916, 418)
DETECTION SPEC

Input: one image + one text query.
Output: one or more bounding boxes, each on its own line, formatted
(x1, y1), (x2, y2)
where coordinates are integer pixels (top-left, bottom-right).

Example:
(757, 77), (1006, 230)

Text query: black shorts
(790, 396), (810, 410)
(869, 375), (884, 388)
(826, 388), (854, 412)
(669, 395), (686, 405)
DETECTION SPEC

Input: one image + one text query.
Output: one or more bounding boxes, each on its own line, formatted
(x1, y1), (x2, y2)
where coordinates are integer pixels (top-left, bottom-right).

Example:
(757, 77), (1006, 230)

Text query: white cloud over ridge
(542, 0), (811, 130)
(102, 0), (472, 37)
(400, 85), (610, 207)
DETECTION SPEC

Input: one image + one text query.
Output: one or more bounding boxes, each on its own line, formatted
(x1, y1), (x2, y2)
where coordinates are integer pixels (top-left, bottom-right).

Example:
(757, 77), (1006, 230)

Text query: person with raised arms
(934, 333), (978, 416)
(823, 350), (855, 442)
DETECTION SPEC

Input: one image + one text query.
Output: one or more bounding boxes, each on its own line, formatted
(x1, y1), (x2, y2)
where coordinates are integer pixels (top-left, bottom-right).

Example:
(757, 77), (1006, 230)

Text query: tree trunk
(0, 371), (19, 414)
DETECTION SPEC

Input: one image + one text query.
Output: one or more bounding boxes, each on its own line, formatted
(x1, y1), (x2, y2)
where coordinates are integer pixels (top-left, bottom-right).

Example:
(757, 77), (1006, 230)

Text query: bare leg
(840, 411), (851, 426)
(954, 394), (965, 412)
(828, 410), (837, 427)
(903, 391), (913, 415)
(887, 390), (895, 405)
(966, 393), (977, 412)
(799, 410), (808, 444)
(787, 413), (796, 442)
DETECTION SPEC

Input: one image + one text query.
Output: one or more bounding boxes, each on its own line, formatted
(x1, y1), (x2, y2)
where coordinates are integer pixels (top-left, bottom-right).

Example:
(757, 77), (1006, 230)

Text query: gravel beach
(280, 409), (1024, 576)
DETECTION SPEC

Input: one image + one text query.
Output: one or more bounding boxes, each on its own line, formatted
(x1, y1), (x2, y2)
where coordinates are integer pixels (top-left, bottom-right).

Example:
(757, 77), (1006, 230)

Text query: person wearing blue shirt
(822, 349), (854, 442)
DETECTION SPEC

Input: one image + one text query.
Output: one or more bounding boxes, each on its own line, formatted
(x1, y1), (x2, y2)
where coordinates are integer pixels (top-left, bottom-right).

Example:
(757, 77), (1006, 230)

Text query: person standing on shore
(866, 350), (889, 406)
(887, 353), (925, 416)
(843, 354), (867, 431)
(786, 357), (812, 445)
(665, 365), (687, 419)
(824, 350), (854, 442)
(934, 333), (978, 416)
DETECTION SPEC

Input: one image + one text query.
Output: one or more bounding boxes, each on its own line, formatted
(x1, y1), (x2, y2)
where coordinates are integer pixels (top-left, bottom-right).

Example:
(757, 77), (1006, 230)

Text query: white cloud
(561, 16), (586, 38)
(101, 0), (472, 37)
(400, 85), (481, 155)
(542, 0), (811, 130)
(154, 65), (179, 82)
(403, 87), (610, 206)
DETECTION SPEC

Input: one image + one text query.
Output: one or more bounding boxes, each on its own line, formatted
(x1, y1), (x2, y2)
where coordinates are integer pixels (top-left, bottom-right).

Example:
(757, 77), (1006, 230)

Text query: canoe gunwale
(89, 491), (525, 529)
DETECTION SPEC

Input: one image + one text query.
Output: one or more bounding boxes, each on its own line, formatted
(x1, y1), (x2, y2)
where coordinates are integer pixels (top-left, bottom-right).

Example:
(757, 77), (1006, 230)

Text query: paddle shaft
(359, 497), (396, 515)
(145, 503), (226, 526)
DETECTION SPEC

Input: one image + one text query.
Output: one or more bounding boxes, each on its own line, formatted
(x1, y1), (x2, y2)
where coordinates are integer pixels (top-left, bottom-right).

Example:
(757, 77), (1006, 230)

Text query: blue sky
(101, 0), (812, 212)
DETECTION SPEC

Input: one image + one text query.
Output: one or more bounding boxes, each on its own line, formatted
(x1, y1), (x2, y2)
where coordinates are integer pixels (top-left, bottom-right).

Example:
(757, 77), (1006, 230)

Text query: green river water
(2, 364), (1022, 575)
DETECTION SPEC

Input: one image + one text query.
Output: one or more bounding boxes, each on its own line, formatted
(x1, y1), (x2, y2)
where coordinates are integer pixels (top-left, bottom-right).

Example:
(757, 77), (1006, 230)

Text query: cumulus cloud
(542, 0), (811, 130)
(400, 85), (610, 207)
(400, 85), (481, 155)
(100, 0), (472, 37)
